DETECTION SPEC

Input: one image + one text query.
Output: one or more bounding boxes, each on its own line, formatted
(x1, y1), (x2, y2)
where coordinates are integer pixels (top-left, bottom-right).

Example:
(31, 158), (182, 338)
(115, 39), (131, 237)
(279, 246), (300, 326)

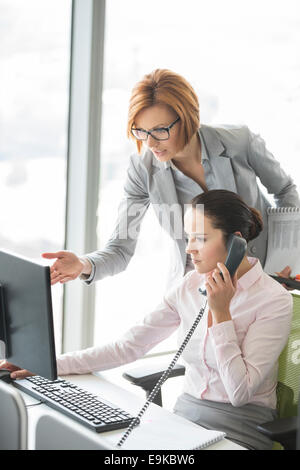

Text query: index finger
(217, 262), (231, 281)
(11, 369), (34, 380)
(42, 252), (65, 260)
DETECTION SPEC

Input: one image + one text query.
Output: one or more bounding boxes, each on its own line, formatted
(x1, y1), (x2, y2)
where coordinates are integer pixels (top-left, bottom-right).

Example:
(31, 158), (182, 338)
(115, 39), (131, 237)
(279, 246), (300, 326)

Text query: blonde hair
(127, 69), (200, 154)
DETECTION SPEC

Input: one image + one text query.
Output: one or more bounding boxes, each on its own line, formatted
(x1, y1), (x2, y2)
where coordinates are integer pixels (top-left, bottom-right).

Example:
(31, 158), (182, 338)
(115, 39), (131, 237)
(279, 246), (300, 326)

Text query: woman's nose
(146, 133), (156, 147)
(186, 241), (197, 254)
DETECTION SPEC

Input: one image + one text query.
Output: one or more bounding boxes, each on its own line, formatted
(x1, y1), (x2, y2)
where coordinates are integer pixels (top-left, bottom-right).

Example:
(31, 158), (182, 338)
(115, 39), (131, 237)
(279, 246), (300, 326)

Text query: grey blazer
(85, 124), (300, 285)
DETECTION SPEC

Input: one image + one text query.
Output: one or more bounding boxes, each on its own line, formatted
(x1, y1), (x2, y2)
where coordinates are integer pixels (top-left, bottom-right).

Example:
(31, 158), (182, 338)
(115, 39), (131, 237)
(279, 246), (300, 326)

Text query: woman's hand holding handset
(205, 262), (237, 326)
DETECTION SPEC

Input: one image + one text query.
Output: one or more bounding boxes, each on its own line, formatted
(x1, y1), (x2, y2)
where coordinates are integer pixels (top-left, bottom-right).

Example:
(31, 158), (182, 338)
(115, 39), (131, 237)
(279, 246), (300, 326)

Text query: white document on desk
(106, 414), (225, 450)
(264, 207), (300, 276)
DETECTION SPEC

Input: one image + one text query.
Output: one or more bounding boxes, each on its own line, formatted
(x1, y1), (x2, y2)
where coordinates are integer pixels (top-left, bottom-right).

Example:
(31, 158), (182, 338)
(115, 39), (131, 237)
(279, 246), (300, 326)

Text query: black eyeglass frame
(131, 116), (180, 141)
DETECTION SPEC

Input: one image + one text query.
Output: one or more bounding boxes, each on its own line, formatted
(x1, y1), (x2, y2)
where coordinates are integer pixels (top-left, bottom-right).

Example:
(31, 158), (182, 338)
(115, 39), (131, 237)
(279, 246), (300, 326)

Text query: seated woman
(1, 190), (293, 450)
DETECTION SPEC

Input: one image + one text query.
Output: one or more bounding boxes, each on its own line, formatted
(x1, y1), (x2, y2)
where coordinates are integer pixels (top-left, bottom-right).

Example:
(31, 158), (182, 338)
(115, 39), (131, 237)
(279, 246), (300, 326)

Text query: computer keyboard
(14, 376), (138, 433)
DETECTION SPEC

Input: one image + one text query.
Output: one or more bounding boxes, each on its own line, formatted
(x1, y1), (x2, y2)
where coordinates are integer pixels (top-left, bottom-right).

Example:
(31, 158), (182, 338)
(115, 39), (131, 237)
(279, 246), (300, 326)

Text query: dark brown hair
(191, 190), (263, 243)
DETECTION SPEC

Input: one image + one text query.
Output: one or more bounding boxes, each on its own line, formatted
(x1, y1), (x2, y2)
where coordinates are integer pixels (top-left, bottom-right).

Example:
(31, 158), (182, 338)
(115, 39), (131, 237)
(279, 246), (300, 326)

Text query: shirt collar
(237, 257), (264, 290)
(164, 128), (208, 170)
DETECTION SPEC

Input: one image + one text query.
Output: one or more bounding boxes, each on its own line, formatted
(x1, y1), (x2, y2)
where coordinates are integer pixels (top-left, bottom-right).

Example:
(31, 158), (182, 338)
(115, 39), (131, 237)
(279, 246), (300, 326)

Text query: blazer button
(250, 246), (256, 254)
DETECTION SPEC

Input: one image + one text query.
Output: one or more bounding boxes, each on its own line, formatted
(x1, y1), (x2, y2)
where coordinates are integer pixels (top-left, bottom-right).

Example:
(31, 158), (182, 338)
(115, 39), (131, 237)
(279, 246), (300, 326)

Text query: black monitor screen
(0, 250), (57, 380)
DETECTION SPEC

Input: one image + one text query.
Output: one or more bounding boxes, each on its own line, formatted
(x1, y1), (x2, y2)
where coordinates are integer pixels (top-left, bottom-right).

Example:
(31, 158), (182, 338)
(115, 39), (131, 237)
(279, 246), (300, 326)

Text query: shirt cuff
(208, 320), (238, 345)
(56, 355), (71, 376)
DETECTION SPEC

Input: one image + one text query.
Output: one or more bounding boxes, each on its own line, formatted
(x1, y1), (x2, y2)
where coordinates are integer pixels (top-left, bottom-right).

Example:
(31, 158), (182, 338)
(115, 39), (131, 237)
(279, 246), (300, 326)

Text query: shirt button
(250, 246), (256, 254)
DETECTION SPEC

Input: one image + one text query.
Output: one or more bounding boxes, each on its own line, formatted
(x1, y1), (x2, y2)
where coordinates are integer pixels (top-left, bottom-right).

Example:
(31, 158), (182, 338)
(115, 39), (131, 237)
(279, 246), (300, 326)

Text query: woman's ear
(234, 231), (242, 238)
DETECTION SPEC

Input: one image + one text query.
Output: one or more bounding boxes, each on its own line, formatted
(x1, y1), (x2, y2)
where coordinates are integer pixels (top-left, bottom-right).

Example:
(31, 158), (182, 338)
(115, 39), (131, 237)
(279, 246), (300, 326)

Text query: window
(94, 0), (300, 351)
(0, 0), (72, 353)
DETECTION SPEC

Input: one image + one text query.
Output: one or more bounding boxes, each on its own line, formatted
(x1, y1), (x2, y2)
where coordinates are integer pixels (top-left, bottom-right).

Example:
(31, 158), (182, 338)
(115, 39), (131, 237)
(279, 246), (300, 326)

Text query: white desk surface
(19, 372), (245, 451)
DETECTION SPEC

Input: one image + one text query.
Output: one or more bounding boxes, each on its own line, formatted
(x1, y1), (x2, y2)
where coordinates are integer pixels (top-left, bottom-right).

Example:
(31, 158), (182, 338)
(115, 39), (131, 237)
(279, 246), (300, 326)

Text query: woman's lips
(153, 149), (166, 158)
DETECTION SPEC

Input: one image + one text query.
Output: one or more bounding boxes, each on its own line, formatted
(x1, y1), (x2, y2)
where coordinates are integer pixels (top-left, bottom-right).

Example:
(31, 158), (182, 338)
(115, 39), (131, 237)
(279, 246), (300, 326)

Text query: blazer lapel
(152, 163), (179, 206)
(151, 162), (186, 255)
(199, 126), (238, 193)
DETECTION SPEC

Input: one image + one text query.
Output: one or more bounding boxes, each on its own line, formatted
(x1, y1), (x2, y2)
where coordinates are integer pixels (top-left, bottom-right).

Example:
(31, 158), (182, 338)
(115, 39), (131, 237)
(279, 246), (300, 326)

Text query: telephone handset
(117, 234), (247, 448)
(199, 234), (247, 295)
(223, 234), (248, 277)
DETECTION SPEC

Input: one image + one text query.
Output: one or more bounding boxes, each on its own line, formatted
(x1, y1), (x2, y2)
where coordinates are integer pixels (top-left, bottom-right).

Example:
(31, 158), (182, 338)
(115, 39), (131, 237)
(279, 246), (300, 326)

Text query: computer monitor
(0, 250), (57, 380)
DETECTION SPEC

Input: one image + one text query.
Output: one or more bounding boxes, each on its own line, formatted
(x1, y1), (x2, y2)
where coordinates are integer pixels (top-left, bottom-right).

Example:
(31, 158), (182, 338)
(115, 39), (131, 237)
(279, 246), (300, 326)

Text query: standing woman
(43, 69), (300, 286)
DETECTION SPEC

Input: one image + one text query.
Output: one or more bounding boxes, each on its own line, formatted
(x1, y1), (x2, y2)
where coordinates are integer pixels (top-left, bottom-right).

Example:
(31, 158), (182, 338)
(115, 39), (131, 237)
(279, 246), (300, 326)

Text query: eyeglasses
(131, 117), (180, 141)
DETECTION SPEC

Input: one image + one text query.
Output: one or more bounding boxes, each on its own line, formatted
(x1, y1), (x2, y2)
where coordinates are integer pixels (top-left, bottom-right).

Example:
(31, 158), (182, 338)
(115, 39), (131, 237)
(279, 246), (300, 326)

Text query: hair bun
(249, 207), (263, 240)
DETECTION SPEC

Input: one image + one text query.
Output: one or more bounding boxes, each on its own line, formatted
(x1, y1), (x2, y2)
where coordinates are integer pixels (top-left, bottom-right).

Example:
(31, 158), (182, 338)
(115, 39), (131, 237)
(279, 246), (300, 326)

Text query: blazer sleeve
(83, 155), (150, 284)
(247, 128), (300, 207)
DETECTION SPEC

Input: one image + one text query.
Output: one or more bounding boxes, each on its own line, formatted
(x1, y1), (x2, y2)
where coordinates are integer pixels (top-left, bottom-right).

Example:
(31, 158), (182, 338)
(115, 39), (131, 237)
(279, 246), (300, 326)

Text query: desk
(18, 372), (245, 450)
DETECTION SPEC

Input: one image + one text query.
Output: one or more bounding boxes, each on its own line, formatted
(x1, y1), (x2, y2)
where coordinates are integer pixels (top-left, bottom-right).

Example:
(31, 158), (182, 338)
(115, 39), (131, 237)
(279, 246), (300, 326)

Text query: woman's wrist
(211, 309), (231, 325)
(79, 257), (92, 276)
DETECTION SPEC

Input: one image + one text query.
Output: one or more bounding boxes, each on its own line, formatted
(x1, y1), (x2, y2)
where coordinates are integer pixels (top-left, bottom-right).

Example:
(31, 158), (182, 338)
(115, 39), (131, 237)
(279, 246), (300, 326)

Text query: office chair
(256, 292), (300, 449)
(123, 293), (300, 450)
(297, 386), (300, 450)
(0, 380), (27, 450)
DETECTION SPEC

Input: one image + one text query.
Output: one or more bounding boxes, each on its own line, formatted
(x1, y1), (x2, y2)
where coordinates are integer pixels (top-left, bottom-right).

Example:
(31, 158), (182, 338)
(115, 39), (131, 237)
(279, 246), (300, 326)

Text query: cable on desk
(25, 402), (44, 408)
(117, 299), (208, 448)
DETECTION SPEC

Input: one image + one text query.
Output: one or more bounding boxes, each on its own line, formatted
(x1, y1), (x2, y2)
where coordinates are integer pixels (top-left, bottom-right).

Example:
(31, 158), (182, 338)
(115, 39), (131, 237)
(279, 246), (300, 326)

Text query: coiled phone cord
(117, 297), (208, 448)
